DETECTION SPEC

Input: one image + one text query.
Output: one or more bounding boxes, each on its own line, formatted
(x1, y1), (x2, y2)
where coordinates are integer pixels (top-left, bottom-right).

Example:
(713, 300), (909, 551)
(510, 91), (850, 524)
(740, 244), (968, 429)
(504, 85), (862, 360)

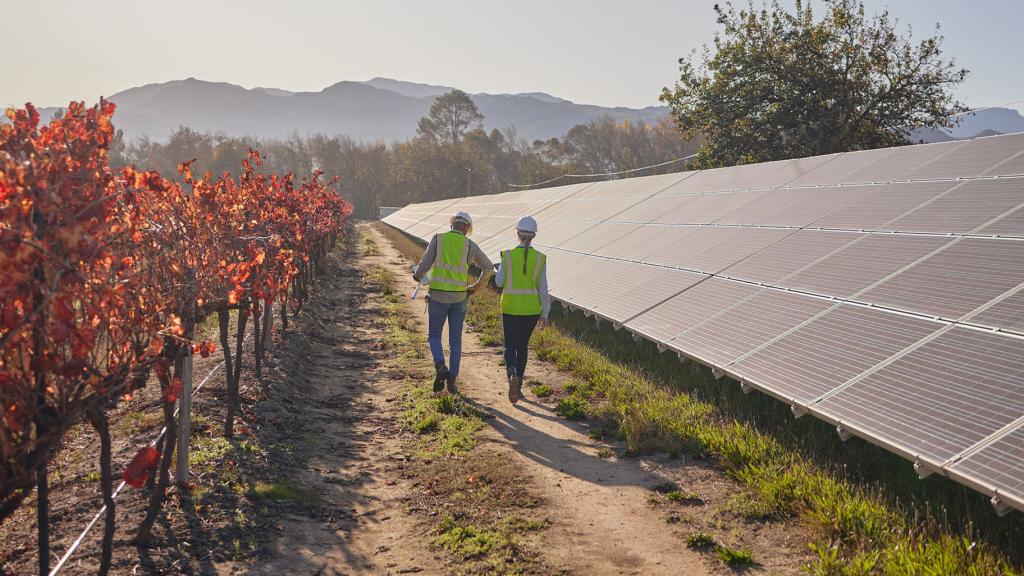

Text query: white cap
(516, 215), (538, 234)
(451, 211), (473, 226)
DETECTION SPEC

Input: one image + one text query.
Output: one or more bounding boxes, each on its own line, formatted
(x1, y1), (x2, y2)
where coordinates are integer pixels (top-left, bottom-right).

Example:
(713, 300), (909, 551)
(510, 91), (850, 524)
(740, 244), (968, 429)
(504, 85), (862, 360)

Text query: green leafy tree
(417, 89), (484, 144)
(660, 0), (969, 168)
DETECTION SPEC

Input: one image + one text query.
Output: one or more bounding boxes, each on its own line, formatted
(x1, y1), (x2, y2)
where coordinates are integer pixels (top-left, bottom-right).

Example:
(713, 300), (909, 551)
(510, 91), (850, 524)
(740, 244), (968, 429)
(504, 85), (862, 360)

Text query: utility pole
(465, 167), (471, 197)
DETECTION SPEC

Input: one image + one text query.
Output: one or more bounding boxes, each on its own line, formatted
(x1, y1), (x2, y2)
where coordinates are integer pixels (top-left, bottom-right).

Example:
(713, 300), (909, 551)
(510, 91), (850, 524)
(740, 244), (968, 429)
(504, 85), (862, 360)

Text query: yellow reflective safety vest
(429, 231), (471, 292)
(500, 246), (545, 316)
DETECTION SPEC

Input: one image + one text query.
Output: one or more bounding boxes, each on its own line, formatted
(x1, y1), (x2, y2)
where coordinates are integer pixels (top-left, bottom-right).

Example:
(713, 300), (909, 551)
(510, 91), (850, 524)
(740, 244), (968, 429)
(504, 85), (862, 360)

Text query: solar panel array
(383, 133), (1024, 514)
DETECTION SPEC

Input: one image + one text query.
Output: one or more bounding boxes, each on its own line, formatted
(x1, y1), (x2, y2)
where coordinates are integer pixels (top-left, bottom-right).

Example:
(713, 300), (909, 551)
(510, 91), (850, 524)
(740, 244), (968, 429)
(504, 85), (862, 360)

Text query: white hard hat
(451, 211), (473, 226)
(516, 216), (538, 234)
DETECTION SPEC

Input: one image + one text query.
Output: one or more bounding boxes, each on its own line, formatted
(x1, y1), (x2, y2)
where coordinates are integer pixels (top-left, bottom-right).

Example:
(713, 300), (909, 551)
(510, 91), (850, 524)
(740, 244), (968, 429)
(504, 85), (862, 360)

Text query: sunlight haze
(4, 0), (1023, 111)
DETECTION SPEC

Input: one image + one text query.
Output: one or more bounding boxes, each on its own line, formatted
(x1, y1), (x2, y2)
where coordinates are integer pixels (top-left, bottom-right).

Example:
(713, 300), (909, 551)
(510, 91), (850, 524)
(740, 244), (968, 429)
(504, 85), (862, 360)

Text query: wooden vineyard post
(176, 271), (196, 487)
(262, 300), (274, 353)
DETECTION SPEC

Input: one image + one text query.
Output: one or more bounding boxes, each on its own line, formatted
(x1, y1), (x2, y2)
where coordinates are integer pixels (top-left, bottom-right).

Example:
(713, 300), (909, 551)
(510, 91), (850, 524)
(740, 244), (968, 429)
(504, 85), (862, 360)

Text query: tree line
(110, 93), (699, 219)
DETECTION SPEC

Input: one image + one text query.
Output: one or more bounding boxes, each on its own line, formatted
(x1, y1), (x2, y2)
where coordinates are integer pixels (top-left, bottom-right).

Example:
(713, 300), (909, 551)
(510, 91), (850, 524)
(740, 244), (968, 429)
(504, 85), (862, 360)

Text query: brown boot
(508, 373), (521, 404)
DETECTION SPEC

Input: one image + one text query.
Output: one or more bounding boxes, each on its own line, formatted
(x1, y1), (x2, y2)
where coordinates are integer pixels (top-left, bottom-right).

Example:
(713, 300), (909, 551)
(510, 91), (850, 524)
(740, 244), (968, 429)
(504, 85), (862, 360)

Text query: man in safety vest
(495, 216), (550, 404)
(413, 211), (493, 394)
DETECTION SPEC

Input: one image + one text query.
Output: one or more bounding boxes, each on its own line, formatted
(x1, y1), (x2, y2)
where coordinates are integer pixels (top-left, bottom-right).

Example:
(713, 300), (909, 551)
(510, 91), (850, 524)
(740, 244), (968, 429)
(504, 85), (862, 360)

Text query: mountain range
(32, 77), (1024, 144)
(35, 78), (666, 143)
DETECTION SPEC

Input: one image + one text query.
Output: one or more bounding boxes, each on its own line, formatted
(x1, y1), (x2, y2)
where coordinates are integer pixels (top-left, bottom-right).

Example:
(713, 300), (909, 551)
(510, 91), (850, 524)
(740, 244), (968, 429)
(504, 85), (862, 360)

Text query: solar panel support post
(740, 381), (754, 394)
(914, 459), (935, 479)
(613, 322), (623, 331)
(791, 405), (808, 418)
(631, 332), (641, 343)
(594, 316), (601, 328)
(836, 425), (852, 442)
(991, 495), (1011, 517)
(711, 366), (725, 380)
(657, 343), (668, 353)
(677, 352), (689, 365)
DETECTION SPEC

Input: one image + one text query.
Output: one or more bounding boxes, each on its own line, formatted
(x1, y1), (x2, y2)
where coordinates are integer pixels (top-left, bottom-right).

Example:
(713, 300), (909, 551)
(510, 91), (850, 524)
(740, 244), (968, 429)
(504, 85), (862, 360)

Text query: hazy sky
(4, 0), (1023, 111)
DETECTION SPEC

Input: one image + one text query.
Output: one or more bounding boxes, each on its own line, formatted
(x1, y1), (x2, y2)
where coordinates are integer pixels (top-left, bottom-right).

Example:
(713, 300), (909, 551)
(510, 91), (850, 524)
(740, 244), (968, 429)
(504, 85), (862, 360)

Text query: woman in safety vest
(495, 216), (550, 404)
(413, 211), (493, 395)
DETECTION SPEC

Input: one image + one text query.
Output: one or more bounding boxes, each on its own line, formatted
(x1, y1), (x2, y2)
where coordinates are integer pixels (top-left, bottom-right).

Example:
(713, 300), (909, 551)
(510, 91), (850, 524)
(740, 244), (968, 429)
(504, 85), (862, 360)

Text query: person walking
(413, 211), (493, 395)
(496, 216), (550, 404)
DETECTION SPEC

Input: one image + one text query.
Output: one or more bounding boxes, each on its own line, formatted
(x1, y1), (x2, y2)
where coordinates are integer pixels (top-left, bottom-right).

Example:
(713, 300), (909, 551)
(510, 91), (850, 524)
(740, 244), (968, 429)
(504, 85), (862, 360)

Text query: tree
(417, 89), (484, 144)
(660, 0), (969, 168)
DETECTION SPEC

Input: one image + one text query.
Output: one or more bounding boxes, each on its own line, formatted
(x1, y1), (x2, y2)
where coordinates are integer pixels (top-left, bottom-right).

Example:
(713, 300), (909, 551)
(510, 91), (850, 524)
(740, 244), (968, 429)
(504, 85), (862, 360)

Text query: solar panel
(654, 190), (767, 224)
(670, 289), (834, 368)
(612, 195), (700, 224)
(384, 133), (1024, 513)
(731, 304), (944, 405)
(784, 147), (896, 187)
(559, 222), (644, 254)
(813, 181), (960, 231)
(983, 148), (1024, 177)
(781, 234), (953, 298)
(857, 238), (1024, 320)
(594, 267), (706, 323)
(881, 179), (1024, 234)
(947, 424), (1024, 512)
(966, 289), (1024, 335)
(648, 227), (793, 274)
(812, 327), (1024, 465)
(626, 278), (757, 343)
(978, 203), (1024, 238)
(840, 140), (964, 184)
(905, 133), (1024, 181)
(720, 229), (864, 285)
(594, 224), (703, 261)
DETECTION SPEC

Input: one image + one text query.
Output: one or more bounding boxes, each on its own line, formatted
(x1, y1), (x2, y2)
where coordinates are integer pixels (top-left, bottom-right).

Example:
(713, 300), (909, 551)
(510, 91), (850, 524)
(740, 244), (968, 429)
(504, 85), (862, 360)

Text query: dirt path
(366, 225), (719, 576)
(222, 234), (444, 576)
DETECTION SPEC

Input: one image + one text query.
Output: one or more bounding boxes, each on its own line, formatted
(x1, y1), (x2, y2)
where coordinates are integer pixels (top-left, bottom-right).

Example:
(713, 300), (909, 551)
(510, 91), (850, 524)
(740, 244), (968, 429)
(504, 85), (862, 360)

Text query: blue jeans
(427, 297), (468, 379)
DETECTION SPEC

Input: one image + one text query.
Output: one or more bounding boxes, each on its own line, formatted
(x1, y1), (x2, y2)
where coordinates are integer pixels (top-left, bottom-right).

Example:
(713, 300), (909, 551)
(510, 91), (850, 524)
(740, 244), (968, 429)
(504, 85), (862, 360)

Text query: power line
(508, 153), (698, 189)
(947, 97), (1024, 118)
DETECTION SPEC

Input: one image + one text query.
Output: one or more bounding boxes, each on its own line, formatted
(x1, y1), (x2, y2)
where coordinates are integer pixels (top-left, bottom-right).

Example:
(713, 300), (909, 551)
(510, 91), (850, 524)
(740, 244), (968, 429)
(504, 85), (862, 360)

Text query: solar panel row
(382, 132), (1024, 514)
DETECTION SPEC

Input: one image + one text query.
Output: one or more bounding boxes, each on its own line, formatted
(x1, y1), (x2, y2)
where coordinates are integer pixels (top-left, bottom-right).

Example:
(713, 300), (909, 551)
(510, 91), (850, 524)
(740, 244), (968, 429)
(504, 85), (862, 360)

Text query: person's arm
(538, 261), (551, 322)
(413, 235), (438, 281)
(467, 242), (494, 292)
(494, 252), (505, 288)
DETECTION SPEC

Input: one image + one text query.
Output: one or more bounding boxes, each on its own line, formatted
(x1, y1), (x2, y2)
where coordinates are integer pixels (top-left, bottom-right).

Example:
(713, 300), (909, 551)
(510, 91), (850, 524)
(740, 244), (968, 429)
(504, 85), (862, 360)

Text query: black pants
(502, 314), (540, 379)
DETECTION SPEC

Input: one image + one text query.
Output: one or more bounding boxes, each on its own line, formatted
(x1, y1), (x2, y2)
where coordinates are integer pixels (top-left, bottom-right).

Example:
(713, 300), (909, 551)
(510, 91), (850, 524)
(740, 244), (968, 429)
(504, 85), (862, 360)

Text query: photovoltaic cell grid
(382, 133), (1024, 513)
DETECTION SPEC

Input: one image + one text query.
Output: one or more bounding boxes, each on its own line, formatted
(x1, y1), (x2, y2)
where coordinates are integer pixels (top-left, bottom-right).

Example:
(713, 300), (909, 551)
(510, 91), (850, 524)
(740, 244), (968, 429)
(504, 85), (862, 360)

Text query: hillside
(35, 77), (668, 143)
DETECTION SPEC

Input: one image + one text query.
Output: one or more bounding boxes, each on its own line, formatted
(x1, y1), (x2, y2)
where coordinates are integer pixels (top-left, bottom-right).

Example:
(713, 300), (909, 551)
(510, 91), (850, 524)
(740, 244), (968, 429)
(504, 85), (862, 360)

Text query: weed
(83, 470), (101, 482)
(596, 447), (613, 459)
(651, 481), (679, 493)
(530, 383), (552, 398)
(363, 265), (396, 295)
(435, 517), (514, 560)
(666, 490), (705, 505)
(555, 396), (588, 420)
(686, 531), (717, 549)
(716, 545), (754, 567)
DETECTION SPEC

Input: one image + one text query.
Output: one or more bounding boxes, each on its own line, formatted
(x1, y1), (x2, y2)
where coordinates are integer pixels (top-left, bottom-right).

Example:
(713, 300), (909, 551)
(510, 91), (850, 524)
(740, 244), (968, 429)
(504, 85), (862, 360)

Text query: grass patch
(686, 531), (717, 549)
(666, 490), (705, 505)
(435, 517), (515, 560)
(529, 382), (552, 398)
(596, 447), (614, 459)
(555, 395), (588, 420)
(363, 264), (396, 296)
(83, 470), (101, 483)
(716, 545), (754, 567)
(251, 481), (317, 504)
